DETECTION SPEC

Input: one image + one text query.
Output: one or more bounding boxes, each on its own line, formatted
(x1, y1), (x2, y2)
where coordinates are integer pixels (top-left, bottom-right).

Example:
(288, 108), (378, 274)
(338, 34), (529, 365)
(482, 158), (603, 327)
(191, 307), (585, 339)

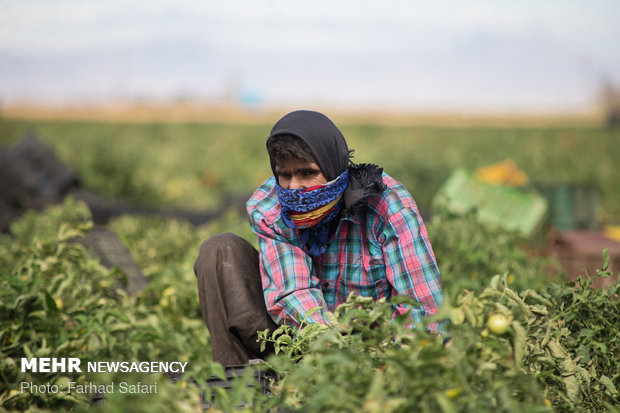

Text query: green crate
(433, 169), (549, 243)
(533, 183), (599, 231)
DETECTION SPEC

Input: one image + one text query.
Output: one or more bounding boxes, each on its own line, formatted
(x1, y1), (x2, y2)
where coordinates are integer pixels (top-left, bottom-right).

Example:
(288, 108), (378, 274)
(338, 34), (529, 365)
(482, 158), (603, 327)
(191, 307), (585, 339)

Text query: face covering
(277, 166), (349, 222)
(276, 169), (349, 249)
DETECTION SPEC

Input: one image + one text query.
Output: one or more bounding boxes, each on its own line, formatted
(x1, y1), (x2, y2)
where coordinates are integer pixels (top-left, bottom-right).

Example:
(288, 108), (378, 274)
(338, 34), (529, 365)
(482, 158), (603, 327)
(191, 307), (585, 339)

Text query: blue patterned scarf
(277, 169), (349, 256)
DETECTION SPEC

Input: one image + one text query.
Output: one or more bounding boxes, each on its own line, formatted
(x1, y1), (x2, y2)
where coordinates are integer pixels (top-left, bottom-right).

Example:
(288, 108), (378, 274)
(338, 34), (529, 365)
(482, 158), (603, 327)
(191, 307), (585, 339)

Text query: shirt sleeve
(379, 186), (444, 332)
(249, 204), (329, 327)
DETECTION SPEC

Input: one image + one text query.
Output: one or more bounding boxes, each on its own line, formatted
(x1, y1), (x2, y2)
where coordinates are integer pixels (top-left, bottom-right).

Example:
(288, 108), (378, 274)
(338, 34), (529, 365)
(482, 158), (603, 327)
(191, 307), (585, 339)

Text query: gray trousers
(194, 232), (278, 366)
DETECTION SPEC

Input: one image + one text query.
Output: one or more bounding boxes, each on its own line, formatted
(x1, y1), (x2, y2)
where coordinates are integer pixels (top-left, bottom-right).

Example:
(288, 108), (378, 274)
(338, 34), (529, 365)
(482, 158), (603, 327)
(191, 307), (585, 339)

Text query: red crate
(552, 231), (620, 288)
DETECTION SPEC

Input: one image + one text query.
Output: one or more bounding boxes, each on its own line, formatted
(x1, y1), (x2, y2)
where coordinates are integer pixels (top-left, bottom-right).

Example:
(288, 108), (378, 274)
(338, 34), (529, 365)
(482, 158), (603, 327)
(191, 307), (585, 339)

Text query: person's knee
(195, 232), (249, 277)
(199, 232), (240, 255)
(203, 232), (253, 256)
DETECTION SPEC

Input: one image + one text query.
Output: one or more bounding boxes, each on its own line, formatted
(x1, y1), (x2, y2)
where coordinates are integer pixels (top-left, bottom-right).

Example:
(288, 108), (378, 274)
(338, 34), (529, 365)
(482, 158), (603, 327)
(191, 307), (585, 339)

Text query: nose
(288, 175), (304, 190)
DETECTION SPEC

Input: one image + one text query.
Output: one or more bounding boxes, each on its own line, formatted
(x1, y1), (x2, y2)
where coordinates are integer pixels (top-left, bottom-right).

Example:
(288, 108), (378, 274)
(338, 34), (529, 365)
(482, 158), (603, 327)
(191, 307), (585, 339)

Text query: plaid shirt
(247, 174), (443, 330)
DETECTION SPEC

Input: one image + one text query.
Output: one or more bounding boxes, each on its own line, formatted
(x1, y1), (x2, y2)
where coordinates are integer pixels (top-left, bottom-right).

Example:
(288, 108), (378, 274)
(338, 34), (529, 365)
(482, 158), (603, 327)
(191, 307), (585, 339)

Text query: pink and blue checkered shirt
(247, 173), (443, 331)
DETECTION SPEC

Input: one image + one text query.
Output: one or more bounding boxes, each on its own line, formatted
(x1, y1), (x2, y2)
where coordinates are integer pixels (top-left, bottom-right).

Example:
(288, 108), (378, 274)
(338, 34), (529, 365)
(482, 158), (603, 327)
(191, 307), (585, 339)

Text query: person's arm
(247, 180), (328, 327)
(378, 183), (444, 332)
(255, 230), (329, 326)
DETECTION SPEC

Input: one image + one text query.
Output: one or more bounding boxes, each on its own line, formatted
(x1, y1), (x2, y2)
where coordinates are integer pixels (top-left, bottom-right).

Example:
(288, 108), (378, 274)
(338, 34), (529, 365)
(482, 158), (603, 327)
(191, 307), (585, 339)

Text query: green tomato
(487, 314), (510, 335)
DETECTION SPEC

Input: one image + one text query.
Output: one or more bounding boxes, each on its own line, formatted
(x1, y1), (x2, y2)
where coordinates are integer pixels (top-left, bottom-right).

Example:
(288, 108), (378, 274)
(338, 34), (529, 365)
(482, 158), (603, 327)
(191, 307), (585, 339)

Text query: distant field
(1, 101), (604, 127)
(1, 111), (618, 223)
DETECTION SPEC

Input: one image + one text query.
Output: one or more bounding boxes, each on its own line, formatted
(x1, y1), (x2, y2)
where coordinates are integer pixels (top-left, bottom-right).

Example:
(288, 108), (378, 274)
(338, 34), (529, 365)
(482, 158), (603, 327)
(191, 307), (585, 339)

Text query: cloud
(0, 0), (618, 108)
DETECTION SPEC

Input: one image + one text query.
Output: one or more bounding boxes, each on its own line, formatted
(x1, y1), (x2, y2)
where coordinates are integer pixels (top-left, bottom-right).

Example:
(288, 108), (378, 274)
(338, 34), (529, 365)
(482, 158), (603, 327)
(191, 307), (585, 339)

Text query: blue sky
(1, 0), (619, 111)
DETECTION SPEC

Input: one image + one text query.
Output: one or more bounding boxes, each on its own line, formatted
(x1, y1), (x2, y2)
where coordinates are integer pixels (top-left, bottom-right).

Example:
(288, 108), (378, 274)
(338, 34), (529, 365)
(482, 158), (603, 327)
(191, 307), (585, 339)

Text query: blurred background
(1, 0), (619, 115)
(1, 1), (620, 285)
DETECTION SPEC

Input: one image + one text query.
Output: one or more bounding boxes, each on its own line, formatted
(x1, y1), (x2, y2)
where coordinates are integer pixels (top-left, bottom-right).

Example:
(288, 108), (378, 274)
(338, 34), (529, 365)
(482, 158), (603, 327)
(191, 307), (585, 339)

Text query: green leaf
(210, 362), (227, 381)
(303, 306), (323, 321)
(435, 393), (457, 413)
(104, 310), (131, 323)
(277, 334), (293, 346)
(505, 288), (532, 319)
(602, 248), (609, 270)
(490, 274), (500, 290)
(547, 339), (567, 359)
(27, 310), (46, 320)
(511, 321), (527, 369)
(563, 374), (581, 403)
(603, 402), (620, 413)
(23, 344), (33, 359)
(449, 307), (465, 325)
(600, 375), (618, 396)
(44, 291), (58, 315)
(390, 295), (420, 307)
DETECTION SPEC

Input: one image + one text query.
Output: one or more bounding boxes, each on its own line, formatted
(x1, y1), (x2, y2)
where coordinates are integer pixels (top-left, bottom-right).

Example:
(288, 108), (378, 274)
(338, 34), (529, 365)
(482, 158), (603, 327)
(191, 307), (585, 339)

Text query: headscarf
(268, 110), (385, 255)
(268, 110), (349, 181)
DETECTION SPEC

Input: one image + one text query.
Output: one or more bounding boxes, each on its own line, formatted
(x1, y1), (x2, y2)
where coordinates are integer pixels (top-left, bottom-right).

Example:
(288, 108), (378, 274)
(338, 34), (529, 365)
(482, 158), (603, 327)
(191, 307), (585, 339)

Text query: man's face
(275, 159), (327, 190)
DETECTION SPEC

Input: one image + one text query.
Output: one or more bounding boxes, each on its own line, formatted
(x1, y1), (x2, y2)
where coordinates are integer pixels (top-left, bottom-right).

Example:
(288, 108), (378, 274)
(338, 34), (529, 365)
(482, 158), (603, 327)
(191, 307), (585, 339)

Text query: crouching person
(194, 110), (444, 365)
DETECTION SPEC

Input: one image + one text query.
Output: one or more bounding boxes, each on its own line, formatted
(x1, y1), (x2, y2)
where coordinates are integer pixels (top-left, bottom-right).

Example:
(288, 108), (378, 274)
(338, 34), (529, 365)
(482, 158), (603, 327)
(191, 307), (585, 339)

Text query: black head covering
(267, 110), (349, 181)
(267, 110), (386, 212)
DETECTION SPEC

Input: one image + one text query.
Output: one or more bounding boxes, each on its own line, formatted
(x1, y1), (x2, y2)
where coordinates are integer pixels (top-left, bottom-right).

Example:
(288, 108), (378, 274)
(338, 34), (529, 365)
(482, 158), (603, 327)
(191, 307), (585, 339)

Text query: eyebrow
(276, 166), (321, 175)
(297, 167), (321, 174)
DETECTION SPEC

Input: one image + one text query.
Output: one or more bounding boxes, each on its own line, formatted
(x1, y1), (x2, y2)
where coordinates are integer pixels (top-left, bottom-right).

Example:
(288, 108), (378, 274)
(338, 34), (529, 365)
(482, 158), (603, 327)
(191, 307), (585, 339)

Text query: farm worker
(194, 110), (444, 366)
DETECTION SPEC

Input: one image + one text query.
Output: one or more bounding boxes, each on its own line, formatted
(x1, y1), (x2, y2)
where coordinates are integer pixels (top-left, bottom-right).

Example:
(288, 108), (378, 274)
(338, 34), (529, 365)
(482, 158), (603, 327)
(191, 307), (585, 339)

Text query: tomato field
(0, 117), (619, 412)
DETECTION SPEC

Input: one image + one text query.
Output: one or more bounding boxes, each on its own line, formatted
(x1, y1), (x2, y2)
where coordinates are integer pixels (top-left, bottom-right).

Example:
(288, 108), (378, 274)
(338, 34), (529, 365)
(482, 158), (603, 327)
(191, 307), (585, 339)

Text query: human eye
(301, 168), (320, 177)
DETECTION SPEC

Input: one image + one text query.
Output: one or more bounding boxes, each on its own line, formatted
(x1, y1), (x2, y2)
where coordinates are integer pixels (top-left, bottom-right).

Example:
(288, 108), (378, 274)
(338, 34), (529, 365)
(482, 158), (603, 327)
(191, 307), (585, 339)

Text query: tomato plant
(251, 267), (618, 413)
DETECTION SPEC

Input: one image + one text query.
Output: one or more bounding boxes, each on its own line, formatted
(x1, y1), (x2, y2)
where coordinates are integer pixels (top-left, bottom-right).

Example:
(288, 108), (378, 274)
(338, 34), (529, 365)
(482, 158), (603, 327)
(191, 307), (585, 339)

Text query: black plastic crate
(201, 363), (277, 410)
(89, 364), (277, 410)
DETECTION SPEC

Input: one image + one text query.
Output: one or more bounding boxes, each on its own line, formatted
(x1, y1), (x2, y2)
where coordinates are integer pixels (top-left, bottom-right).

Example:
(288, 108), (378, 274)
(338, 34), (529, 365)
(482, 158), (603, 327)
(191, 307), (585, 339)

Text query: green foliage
(1, 192), (618, 413)
(246, 267), (619, 413)
(0, 200), (112, 410)
(338, 123), (620, 221)
(428, 208), (562, 301)
(0, 199), (209, 411)
(0, 120), (273, 211)
(524, 252), (620, 411)
(1, 119), (619, 412)
(446, 270), (620, 412)
(2, 119), (620, 220)
(254, 294), (546, 413)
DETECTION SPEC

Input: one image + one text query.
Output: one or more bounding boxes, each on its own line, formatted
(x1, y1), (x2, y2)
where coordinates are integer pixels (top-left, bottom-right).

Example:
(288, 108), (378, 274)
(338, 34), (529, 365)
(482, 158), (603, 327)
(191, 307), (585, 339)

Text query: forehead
(275, 159), (321, 171)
